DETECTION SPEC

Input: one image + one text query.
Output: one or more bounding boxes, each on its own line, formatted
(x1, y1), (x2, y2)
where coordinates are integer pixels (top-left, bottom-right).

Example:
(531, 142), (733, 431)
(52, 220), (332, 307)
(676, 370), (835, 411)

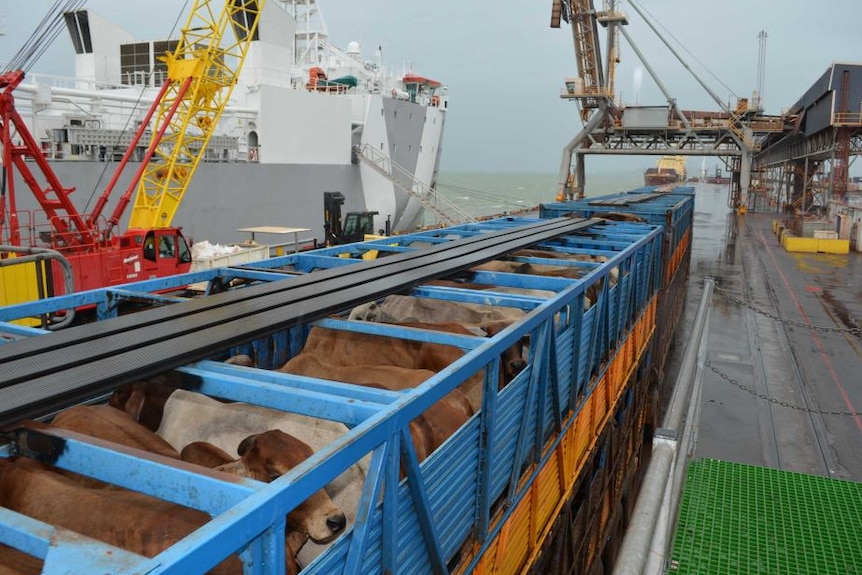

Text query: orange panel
(535, 449), (563, 534)
(471, 299), (661, 575)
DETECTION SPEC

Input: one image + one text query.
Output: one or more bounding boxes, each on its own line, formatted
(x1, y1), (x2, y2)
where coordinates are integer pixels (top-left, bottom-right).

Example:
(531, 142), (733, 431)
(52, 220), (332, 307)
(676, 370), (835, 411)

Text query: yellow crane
(102, 0), (266, 232)
(1, 0), (265, 316)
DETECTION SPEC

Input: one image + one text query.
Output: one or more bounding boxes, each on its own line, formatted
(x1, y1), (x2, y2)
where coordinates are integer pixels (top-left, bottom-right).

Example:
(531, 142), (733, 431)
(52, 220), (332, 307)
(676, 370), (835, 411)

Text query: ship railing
(615, 278), (713, 575)
(354, 143), (476, 226)
(22, 72), (139, 92)
(13, 210), (118, 253)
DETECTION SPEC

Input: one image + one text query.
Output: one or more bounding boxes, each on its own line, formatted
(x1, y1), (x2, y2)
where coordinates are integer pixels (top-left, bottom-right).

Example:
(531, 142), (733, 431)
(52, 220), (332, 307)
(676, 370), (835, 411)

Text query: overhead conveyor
(0, 217), (599, 426)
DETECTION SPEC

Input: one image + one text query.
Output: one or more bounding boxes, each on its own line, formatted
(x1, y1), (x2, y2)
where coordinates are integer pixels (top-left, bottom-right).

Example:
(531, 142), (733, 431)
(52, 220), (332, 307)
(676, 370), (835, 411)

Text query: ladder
(354, 143), (476, 226)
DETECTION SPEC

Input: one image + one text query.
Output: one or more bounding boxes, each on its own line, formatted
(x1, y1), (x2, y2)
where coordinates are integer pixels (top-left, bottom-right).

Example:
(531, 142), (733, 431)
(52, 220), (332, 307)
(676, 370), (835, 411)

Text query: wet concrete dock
(670, 183), (862, 481)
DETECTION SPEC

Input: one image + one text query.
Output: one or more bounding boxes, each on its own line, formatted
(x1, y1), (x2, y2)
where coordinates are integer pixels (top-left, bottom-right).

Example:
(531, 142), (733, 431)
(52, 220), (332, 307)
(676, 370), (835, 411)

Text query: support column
(575, 154), (586, 199)
(557, 109), (606, 201)
(739, 136), (752, 210)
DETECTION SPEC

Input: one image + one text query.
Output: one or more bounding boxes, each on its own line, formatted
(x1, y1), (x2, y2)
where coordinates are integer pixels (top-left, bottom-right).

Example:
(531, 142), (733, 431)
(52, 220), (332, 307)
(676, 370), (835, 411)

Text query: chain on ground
(713, 284), (862, 335)
(706, 361), (862, 417)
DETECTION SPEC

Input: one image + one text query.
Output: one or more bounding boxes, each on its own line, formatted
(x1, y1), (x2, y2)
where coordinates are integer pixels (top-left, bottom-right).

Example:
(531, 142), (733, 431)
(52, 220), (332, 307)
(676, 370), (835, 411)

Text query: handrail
(353, 143), (476, 226)
(613, 277), (713, 575)
(833, 111), (862, 126)
(0, 245), (76, 329)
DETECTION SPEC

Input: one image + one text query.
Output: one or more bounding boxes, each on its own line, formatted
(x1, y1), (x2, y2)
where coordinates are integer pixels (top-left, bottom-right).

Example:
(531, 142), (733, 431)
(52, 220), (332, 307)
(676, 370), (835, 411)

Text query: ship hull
(644, 172), (682, 186)
(11, 161), (365, 247)
(8, 92), (446, 249)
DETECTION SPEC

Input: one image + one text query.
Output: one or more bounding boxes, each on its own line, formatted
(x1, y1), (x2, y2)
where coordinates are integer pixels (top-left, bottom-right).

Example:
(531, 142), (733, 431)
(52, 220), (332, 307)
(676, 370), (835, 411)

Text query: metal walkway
(670, 458), (862, 575)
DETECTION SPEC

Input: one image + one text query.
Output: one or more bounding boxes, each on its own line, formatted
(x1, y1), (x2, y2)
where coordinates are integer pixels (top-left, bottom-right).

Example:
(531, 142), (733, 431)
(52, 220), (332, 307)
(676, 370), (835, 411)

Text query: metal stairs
(353, 143), (476, 226)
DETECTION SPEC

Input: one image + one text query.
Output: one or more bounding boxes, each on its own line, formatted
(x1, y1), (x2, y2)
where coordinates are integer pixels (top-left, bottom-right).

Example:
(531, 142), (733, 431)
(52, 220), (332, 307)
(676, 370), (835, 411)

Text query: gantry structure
(752, 64), (862, 212)
(551, 0), (862, 212)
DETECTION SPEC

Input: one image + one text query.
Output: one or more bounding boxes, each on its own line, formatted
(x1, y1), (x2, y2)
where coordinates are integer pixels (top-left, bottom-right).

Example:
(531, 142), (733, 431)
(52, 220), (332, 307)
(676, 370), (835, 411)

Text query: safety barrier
(771, 220), (850, 254)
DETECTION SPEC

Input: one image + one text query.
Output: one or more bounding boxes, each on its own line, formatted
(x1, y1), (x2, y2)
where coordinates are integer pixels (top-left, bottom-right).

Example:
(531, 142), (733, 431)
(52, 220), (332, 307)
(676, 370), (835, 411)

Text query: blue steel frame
(0, 216), (664, 575)
(539, 187), (695, 275)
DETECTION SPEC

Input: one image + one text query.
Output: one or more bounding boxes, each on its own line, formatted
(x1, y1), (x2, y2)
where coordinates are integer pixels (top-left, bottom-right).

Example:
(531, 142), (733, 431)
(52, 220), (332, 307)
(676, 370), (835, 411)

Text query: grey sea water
(435, 170), (646, 220)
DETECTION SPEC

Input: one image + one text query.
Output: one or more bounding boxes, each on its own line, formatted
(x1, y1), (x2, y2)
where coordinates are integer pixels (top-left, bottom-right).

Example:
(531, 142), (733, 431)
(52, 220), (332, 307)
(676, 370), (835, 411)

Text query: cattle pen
(0, 187), (693, 575)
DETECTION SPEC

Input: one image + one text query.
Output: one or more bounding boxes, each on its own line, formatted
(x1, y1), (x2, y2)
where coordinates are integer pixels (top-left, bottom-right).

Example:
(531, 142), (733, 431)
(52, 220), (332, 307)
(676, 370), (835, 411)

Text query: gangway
(353, 143), (476, 226)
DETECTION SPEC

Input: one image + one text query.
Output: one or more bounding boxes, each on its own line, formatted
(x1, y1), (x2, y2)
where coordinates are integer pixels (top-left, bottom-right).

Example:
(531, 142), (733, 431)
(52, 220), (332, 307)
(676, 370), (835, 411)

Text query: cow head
(227, 431), (347, 544)
(109, 376), (178, 432)
(481, 321), (528, 383)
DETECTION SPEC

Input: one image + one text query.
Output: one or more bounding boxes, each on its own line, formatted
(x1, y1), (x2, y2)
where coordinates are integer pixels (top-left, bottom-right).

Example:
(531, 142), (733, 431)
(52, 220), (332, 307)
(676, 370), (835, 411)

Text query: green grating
(669, 459), (862, 575)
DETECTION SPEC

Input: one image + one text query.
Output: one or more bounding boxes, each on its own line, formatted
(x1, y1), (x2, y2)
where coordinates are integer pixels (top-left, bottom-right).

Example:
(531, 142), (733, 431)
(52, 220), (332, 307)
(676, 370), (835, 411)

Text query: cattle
(199, 430), (346, 545)
(0, 457), (249, 575)
(153, 389), (368, 568)
(48, 404), (347, 551)
(108, 372), (180, 432)
(108, 356), (252, 432)
(51, 404), (180, 460)
(590, 211), (646, 223)
(467, 253), (619, 311)
(279, 353), (473, 456)
(299, 322), (501, 412)
(348, 294), (526, 328)
(181, 440), (239, 468)
(511, 248), (608, 262)
(0, 545), (42, 575)
(178, 435), (341, 575)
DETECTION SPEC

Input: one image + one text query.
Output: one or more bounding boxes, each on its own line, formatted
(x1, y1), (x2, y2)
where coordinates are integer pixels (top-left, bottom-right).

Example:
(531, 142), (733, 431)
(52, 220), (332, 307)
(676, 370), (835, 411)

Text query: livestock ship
(644, 155), (687, 187)
(5, 0), (448, 247)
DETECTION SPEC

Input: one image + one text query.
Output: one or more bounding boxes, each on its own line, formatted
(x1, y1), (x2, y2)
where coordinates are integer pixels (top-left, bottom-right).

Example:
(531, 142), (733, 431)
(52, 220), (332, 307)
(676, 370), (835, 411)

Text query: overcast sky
(2, 0), (860, 175)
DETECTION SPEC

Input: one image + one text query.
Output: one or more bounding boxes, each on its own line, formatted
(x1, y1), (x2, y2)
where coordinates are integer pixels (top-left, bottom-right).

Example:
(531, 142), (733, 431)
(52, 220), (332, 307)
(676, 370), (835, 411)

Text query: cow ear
(237, 434), (259, 456)
(124, 387), (146, 423)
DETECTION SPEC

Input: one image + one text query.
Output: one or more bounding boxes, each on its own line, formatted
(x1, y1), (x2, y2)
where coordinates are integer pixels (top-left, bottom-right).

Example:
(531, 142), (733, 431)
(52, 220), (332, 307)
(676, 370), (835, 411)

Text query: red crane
(0, 0), (264, 305)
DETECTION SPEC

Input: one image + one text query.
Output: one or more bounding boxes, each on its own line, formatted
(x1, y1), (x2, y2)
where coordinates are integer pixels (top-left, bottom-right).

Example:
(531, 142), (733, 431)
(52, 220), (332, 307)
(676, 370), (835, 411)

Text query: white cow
(157, 389), (369, 567)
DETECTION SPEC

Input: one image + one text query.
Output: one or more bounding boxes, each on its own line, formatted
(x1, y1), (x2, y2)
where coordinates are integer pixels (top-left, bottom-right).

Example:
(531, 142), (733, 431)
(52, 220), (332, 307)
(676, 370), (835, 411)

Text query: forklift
(324, 191), (388, 245)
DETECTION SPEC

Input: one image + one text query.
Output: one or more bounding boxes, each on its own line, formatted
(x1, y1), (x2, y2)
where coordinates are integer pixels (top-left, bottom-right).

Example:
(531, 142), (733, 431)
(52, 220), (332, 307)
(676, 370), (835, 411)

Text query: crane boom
(125, 0), (264, 230)
(0, 70), (93, 248)
(1, 0), (267, 312)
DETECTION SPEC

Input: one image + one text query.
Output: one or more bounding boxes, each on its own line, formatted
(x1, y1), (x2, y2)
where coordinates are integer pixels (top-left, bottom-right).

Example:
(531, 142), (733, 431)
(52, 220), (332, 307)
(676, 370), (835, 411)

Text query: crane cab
(120, 228), (193, 282)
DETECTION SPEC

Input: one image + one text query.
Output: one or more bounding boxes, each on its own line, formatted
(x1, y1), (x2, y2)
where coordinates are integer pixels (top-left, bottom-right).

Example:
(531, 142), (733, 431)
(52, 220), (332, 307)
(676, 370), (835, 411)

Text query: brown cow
(0, 545), (42, 575)
(48, 404), (347, 547)
(108, 373), (179, 432)
(469, 255), (617, 310)
(0, 457), (246, 575)
(348, 294), (526, 329)
(590, 211), (646, 223)
(51, 404), (180, 459)
(279, 353), (473, 456)
(179, 436), (338, 575)
(108, 355), (252, 432)
(299, 322), (495, 411)
(150, 389), (368, 568)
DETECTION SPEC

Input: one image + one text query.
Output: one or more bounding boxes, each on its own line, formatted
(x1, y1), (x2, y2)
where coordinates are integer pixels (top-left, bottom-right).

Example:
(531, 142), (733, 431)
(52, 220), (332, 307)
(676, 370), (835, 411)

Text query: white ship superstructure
(7, 0), (447, 245)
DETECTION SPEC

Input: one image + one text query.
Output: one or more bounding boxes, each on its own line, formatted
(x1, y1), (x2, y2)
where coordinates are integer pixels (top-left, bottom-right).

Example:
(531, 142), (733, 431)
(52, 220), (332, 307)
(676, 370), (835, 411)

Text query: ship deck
(665, 182), (862, 571)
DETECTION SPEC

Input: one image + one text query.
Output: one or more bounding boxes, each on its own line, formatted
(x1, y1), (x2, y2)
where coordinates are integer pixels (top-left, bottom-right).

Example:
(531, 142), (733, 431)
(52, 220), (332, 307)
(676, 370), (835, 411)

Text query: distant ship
(644, 155), (687, 186)
(6, 0), (448, 247)
(706, 166), (730, 185)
